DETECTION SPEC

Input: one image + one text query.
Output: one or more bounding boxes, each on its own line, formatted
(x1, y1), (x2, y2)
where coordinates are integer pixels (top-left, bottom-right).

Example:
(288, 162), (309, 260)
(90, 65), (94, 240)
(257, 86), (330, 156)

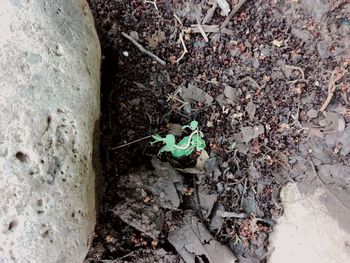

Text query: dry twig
(184, 24), (234, 36)
(285, 65), (305, 79)
(112, 135), (154, 150)
(197, 21), (209, 42)
(172, 14), (188, 63)
(144, 0), (158, 11)
(285, 65), (306, 85)
(237, 76), (261, 89)
(173, 13), (183, 26)
(175, 31), (188, 63)
(184, 25), (220, 34)
(122, 32), (166, 65)
(217, 210), (247, 218)
(319, 68), (345, 112)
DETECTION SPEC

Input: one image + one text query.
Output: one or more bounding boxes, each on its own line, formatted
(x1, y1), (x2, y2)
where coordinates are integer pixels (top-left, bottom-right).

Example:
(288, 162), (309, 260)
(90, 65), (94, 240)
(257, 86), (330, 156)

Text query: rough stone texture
(269, 183), (350, 263)
(0, 0), (100, 262)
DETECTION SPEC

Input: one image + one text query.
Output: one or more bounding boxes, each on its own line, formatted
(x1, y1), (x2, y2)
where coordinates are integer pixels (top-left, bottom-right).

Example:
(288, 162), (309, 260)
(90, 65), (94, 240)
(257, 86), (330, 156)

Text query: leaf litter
(179, 83), (214, 114)
(86, 0), (350, 262)
(113, 158), (184, 238)
(168, 212), (237, 263)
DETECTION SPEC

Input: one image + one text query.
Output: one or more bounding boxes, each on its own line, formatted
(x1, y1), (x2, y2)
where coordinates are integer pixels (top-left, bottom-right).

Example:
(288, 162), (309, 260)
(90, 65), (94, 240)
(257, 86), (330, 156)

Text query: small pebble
(216, 182), (224, 194)
(307, 109), (318, 119)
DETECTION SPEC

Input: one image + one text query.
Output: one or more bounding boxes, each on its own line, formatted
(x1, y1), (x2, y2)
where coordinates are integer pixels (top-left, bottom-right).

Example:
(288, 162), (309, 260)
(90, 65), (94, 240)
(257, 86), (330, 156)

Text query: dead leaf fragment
(237, 125), (265, 143)
(177, 150), (209, 175)
(196, 150), (209, 171)
(180, 83), (214, 113)
(168, 213), (237, 263)
(113, 158), (184, 238)
(319, 112), (344, 133)
(148, 29), (166, 49)
(325, 127), (350, 156)
(209, 204), (226, 233)
(241, 191), (264, 217)
(307, 108), (318, 119)
(223, 85), (241, 105)
(130, 31), (140, 41)
(205, 154), (222, 180)
(198, 184), (217, 218)
(272, 39), (283, 47)
(169, 123), (183, 136)
(338, 117), (346, 132)
(246, 100), (256, 121)
(176, 3), (202, 22)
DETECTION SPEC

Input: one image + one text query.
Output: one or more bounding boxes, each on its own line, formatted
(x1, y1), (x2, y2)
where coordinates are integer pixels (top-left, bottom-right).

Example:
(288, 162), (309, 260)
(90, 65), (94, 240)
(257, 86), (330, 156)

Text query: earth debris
(86, 0), (350, 262)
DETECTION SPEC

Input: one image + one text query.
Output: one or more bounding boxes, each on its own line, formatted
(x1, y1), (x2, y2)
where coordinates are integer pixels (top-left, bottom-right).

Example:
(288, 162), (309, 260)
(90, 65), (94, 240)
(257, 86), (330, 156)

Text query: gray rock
(269, 183), (350, 263)
(307, 108), (319, 119)
(0, 0), (101, 262)
(291, 28), (312, 42)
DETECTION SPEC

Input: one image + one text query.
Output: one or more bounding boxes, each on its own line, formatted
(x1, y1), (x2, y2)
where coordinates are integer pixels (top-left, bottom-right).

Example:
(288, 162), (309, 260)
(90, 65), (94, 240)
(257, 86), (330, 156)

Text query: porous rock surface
(0, 0), (101, 262)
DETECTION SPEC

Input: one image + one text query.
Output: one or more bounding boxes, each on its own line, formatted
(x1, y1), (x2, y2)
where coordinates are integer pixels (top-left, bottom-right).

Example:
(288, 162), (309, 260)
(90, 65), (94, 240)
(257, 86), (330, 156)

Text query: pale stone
(0, 0), (101, 262)
(269, 183), (350, 263)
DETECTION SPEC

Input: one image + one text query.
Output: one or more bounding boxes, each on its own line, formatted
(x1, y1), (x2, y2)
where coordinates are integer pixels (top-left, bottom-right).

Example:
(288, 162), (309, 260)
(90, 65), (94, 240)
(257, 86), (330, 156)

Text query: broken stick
(144, 0), (158, 11)
(196, 20), (209, 42)
(184, 24), (220, 34)
(175, 31), (188, 63)
(184, 24), (234, 36)
(121, 32), (166, 65)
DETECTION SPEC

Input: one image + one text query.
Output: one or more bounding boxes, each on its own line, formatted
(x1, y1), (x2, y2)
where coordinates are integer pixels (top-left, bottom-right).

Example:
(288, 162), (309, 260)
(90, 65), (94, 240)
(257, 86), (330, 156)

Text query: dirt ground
(85, 0), (350, 262)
